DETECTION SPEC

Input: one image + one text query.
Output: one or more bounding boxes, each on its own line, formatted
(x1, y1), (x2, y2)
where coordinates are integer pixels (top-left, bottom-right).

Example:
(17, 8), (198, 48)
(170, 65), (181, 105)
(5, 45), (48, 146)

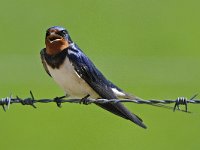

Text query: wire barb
(0, 91), (199, 112)
(173, 97), (188, 112)
(0, 96), (11, 112)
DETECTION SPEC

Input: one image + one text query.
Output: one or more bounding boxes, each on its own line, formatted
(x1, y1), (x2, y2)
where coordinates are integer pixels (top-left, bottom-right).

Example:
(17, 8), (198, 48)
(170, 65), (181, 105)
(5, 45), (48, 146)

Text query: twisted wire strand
(0, 91), (199, 112)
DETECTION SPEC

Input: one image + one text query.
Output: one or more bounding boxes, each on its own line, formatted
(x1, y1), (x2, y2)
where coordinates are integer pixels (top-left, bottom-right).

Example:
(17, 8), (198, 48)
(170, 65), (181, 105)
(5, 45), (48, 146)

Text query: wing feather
(67, 45), (146, 128)
(40, 49), (52, 77)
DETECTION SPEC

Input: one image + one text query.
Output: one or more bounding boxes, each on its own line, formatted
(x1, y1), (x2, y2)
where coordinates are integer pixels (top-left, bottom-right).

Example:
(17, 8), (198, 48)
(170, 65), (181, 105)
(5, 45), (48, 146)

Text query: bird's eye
(58, 30), (67, 36)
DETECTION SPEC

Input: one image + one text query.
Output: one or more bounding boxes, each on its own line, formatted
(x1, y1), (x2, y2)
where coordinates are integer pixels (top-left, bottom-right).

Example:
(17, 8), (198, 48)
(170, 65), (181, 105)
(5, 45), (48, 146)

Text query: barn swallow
(40, 26), (147, 129)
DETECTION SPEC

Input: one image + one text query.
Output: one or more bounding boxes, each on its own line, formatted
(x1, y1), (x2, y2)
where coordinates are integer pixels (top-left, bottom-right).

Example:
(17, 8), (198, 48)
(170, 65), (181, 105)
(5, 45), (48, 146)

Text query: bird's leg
(53, 95), (68, 108)
(79, 94), (90, 105)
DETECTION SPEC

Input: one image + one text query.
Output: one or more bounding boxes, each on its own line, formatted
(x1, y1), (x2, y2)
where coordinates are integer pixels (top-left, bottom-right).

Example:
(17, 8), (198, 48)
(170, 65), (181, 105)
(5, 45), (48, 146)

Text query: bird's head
(45, 26), (72, 55)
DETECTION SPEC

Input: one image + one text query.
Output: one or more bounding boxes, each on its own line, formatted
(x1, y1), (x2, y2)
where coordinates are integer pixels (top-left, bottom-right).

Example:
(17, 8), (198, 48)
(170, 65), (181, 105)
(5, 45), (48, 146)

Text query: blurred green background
(0, 0), (200, 149)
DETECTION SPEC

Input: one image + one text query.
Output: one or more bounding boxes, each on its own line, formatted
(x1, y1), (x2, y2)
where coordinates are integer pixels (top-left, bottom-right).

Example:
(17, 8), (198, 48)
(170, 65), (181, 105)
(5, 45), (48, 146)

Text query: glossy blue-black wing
(67, 45), (147, 128)
(40, 49), (52, 77)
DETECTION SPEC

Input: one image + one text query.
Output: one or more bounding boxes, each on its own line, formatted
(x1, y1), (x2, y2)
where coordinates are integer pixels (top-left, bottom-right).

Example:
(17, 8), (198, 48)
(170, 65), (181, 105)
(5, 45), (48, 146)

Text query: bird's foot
(79, 94), (90, 105)
(53, 95), (66, 108)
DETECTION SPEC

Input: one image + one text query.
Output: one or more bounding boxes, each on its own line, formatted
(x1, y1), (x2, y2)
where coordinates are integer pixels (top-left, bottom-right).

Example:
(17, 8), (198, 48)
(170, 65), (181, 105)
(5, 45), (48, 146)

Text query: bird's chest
(46, 58), (99, 98)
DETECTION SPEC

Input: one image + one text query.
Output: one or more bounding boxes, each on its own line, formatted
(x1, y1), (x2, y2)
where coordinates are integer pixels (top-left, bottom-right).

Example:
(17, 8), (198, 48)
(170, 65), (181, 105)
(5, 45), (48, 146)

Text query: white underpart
(111, 88), (126, 98)
(47, 58), (100, 99)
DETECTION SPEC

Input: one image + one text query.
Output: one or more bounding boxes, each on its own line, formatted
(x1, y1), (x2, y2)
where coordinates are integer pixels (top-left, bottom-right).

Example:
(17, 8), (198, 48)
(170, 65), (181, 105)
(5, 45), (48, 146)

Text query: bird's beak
(47, 32), (63, 43)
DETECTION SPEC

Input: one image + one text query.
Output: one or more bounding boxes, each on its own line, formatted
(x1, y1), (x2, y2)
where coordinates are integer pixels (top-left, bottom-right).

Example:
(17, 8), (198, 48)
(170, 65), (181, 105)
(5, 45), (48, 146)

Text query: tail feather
(96, 103), (129, 120)
(96, 102), (147, 129)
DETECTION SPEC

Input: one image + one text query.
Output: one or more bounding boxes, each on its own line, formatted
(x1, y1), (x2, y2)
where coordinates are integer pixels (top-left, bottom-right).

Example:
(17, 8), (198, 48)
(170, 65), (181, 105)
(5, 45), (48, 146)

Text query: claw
(79, 94), (90, 105)
(54, 95), (66, 108)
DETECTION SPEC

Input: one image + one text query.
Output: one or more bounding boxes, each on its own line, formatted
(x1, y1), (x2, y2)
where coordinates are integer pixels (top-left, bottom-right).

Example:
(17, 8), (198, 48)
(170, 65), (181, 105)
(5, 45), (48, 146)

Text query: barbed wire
(0, 91), (199, 113)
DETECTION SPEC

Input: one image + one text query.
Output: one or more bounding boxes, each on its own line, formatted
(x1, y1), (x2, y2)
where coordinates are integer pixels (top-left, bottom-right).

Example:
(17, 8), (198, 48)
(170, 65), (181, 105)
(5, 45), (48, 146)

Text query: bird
(40, 26), (147, 129)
